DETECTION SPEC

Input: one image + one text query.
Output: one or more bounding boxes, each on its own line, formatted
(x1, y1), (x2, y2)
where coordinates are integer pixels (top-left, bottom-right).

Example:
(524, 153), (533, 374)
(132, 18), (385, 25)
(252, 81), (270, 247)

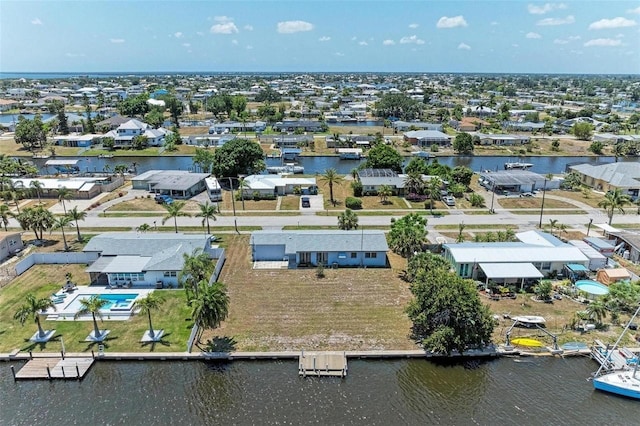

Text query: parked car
(442, 196), (456, 206)
(520, 192), (534, 197)
(154, 194), (174, 205)
(301, 197), (311, 208)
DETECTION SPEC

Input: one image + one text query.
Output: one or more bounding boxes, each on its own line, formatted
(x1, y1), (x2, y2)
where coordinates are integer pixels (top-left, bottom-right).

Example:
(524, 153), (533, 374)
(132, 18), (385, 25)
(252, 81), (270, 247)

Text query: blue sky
(1, 1), (639, 74)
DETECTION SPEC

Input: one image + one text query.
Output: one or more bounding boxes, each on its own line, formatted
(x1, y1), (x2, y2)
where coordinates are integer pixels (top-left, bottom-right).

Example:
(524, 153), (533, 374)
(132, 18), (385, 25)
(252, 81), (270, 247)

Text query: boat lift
(504, 317), (561, 354)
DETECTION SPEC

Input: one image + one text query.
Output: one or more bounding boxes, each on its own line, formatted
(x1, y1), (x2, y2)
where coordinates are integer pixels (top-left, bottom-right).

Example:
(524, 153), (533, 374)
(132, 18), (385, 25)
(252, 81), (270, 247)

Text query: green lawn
(0, 265), (194, 353)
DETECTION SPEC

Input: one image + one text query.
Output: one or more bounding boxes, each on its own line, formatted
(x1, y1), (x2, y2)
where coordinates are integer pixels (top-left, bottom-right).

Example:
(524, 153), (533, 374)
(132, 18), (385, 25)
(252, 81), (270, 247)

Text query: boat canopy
(479, 262), (543, 279)
(45, 159), (80, 166)
(566, 263), (589, 272)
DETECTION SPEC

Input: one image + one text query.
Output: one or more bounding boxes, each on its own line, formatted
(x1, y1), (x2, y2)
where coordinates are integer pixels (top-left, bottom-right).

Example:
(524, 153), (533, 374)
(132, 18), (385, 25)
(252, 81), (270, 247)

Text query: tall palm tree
(74, 295), (109, 340)
(196, 201), (217, 234)
(51, 215), (73, 251)
(191, 281), (229, 340)
(319, 168), (343, 206)
(56, 186), (73, 214)
(377, 184), (393, 204)
(548, 219), (558, 236)
(598, 188), (632, 225)
(180, 248), (214, 300)
(161, 201), (191, 233)
(29, 180), (44, 204)
(426, 177), (442, 213)
(67, 206), (87, 241)
(133, 293), (164, 339)
(14, 293), (56, 340)
(337, 208), (359, 230)
(404, 171), (424, 196)
(0, 203), (11, 231)
(114, 164), (127, 177)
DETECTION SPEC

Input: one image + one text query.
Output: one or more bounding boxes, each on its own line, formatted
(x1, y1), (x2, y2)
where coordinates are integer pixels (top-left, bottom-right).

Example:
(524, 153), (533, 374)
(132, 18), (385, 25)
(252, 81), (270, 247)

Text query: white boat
(511, 315), (546, 325)
(266, 164), (304, 174)
(412, 151), (432, 158)
(504, 162), (533, 170)
(592, 305), (640, 399)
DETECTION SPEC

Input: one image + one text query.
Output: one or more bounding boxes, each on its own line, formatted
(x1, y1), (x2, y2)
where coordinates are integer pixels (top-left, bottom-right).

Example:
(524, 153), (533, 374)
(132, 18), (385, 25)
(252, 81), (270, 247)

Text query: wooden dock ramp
(13, 356), (94, 380)
(299, 351), (347, 377)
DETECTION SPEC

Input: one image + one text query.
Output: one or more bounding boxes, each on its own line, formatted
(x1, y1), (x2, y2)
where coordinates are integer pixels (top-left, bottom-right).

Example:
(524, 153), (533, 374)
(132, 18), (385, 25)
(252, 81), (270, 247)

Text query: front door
(300, 252), (311, 265)
(316, 252), (328, 265)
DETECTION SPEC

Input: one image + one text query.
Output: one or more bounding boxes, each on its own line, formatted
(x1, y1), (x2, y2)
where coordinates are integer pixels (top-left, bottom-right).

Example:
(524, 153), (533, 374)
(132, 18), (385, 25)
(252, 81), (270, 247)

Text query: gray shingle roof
(250, 230), (389, 253)
(569, 162), (640, 189)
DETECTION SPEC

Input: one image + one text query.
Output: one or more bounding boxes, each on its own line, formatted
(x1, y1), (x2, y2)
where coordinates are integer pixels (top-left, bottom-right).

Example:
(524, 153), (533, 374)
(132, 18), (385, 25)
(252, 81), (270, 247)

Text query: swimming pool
(65, 293), (139, 313)
(575, 280), (609, 296)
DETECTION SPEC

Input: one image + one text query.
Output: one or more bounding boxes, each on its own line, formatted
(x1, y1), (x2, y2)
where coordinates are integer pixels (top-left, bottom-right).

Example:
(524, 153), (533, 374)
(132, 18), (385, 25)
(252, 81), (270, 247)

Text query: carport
(479, 262), (543, 290)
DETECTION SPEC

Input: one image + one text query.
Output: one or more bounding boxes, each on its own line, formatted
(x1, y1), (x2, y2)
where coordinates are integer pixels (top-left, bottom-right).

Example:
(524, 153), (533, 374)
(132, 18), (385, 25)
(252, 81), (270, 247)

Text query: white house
(250, 230), (389, 269)
(103, 119), (172, 148)
(242, 175), (318, 197)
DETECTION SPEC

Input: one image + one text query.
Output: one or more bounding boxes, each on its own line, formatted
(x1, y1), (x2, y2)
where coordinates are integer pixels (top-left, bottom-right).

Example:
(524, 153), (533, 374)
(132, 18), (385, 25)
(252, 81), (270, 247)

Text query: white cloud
(246, 45), (253, 50)
(211, 22), (239, 34)
(182, 43), (191, 47)
(319, 36), (331, 42)
(244, 25), (254, 31)
(512, 43), (519, 48)
(197, 31), (204, 36)
(616, 33), (625, 38)
(400, 35), (425, 44)
(569, 35), (581, 40)
(408, 23), (419, 29)
(527, 3), (567, 15)
(359, 41), (368, 46)
(537, 15), (575, 26)
(214, 16), (233, 23)
(31, 18), (42, 25)
(553, 38), (569, 44)
(231, 39), (238, 45)
(277, 20), (314, 34)
(382, 39), (395, 45)
(335, 52), (345, 57)
(526, 32), (542, 39)
(351, 36), (358, 41)
(584, 38), (622, 47)
(436, 15), (468, 28)
(589, 17), (637, 30)
(458, 42), (471, 50)
(490, 21), (499, 26)
(627, 6), (640, 14)
(65, 53), (85, 58)
(110, 38), (125, 43)
(174, 32), (183, 38)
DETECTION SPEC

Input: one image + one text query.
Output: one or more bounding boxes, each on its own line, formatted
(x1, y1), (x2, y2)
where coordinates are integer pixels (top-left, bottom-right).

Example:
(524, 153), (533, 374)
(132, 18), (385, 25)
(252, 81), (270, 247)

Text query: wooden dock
(299, 351), (347, 377)
(13, 356), (94, 380)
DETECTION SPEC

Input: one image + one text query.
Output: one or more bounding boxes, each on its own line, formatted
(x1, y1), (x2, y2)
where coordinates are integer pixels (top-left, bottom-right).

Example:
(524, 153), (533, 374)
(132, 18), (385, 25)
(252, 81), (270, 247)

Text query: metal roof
(131, 170), (209, 191)
(479, 170), (545, 186)
(251, 230), (389, 253)
(444, 243), (589, 264)
(358, 169), (398, 178)
(479, 262), (543, 279)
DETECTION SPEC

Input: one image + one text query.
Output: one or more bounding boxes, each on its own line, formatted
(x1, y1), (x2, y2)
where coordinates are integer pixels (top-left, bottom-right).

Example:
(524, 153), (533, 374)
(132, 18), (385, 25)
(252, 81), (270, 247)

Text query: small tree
(133, 293), (164, 339)
(337, 208), (359, 230)
(74, 295), (109, 340)
(534, 281), (553, 302)
(377, 184), (393, 204)
(14, 293), (56, 340)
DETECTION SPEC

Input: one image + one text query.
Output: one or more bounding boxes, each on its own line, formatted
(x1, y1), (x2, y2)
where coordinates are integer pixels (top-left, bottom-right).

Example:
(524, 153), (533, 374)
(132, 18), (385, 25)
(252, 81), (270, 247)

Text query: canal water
(32, 155), (636, 176)
(1, 357), (636, 425)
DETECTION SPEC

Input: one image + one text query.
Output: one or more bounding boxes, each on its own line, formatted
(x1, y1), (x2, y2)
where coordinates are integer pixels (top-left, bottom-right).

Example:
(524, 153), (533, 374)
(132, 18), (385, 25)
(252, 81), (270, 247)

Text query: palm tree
(598, 188), (632, 225)
(197, 201), (217, 234)
(456, 222), (466, 243)
(67, 206), (87, 241)
(14, 293), (56, 340)
(586, 300), (608, 325)
(29, 180), (44, 204)
(51, 215), (73, 251)
(74, 295), (109, 340)
(548, 219), (558, 236)
(56, 186), (73, 214)
(191, 281), (229, 341)
(319, 168), (343, 206)
(133, 293), (164, 340)
(239, 177), (250, 210)
(138, 223), (151, 232)
(131, 162), (139, 174)
(161, 201), (191, 233)
(337, 208), (359, 230)
(114, 164), (127, 177)
(377, 184), (393, 204)
(0, 203), (11, 231)
(426, 177), (442, 213)
(403, 171), (424, 196)
(180, 248), (214, 300)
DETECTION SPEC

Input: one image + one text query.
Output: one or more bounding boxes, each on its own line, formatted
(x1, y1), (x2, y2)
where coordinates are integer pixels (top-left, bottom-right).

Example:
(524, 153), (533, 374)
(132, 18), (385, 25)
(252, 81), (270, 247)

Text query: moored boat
(504, 162), (533, 170)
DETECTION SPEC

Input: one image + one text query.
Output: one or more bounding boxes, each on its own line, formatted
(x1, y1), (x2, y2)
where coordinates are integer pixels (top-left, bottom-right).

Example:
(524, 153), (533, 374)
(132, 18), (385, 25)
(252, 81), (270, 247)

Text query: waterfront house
(103, 119), (172, 148)
(272, 120), (325, 133)
(84, 233), (218, 287)
(131, 170), (210, 198)
(10, 176), (120, 199)
(443, 230), (589, 284)
(357, 169), (405, 195)
(52, 134), (101, 148)
(242, 175), (317, 197)
(392, 121), (443, 132)
(566, 162), (640, 200)
(209, 121), (267, 134)
(250, 230), (389, 268)
(403, 130), (451, 147)
(478, 170), (560, 194)
(476, 133), (530, 146)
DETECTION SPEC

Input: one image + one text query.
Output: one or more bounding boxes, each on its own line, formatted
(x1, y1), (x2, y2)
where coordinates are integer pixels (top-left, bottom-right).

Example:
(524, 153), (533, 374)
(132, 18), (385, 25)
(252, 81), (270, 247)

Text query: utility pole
(538, 178), (547, 228)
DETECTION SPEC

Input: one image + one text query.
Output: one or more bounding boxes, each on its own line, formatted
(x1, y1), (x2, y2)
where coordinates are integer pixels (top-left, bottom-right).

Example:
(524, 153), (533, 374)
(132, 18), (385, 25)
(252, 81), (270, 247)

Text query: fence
(14, 252), (99, 276)
(187, 248), (226, 353)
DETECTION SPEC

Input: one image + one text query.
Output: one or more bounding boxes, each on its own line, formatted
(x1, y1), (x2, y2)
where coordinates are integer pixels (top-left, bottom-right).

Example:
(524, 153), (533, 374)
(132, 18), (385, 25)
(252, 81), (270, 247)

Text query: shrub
(118, 192), (123, 197)
(316, 262), (325, 278)
(345, 197), (362, 209)
(351, 180), (363, 197)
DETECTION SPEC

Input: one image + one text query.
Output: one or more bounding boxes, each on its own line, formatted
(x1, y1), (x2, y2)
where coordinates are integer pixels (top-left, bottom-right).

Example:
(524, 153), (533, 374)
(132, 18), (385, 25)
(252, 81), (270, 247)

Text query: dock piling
(46, 365), (51, 380)
(10, 365), (16, 382)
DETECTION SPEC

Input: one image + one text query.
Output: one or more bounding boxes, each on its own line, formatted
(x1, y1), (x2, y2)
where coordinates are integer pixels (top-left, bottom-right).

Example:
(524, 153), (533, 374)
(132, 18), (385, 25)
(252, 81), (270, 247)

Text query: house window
(163, 271), (177, 277)
(542, 262), (551, 271)
(316, 252), (328, 265)
(350, 252), (358, 259)
(365, 252), (377, 259)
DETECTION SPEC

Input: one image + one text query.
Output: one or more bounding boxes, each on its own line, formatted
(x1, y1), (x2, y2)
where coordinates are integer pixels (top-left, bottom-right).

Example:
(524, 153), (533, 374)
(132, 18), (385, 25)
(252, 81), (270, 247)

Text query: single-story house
(566, 162), (640, 200)
(357, 169), (405, 195)
(0, 231), (23, 262)
(131, 170), (210, 198)
(502, 121), (546, 132)
(443, 230), (589, 281)
(607, 231), (640, 263)
(403, 130), (451, 147)
(52, 134), (101, 148)
(250, 230), (389, 268)
(209, 121), (267, 134)
(242, 175), (318, 197)
(84, 233), (218, 287)
(10, 177), (119, 199)
(272, 120), (325, 133)
(272, 135), (314, 148)
(593, 133), (640, 144)
(392, 121), (442, 132)
(475, 133), (530, 146)
(450, 117), (489, 132)
(478, 170), (560, 194)
(183, 134), (236, 147)
(0, 98), (19, 112)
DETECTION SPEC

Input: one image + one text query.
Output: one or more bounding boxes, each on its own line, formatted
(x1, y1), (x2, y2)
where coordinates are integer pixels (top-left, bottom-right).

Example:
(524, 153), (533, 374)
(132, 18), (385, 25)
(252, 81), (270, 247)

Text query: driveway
(300, 194), (324, 213)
